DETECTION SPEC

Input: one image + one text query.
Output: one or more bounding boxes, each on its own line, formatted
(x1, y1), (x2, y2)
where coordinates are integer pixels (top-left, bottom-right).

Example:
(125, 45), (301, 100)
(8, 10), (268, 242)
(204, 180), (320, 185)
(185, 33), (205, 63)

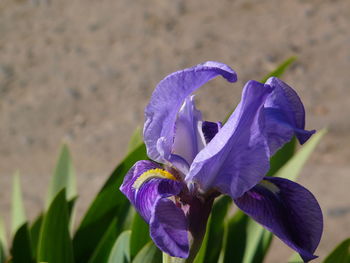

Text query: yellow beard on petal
(133, 168), (177, 189)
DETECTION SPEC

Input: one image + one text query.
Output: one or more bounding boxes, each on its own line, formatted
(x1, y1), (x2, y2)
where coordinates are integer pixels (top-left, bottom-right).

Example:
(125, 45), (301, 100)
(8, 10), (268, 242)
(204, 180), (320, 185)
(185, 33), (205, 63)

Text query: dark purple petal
(143, 61), (237, 163)
(202, 121), (222, 144)
(234, 177), (323, 262)
(264, 77), (315, 155)
(187, 80), (272, 198)
(119, 160), (189, 257)
(150, 198), (189, 258)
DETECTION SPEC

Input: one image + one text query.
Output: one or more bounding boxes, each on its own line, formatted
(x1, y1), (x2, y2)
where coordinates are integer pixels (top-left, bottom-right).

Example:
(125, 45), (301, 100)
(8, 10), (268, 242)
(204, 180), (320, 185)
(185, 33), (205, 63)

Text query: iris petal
(187, 80), (272, 198)
(119, 160), (189, 257)
(143, 61), (237, 163)
(264, 77), (315, 155)
(234, 177), (323, 262)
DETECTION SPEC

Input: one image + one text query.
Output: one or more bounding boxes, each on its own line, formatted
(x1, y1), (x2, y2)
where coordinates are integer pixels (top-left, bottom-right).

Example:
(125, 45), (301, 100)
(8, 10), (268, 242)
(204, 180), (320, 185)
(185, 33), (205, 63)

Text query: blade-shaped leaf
(38, 190), (74, 263)
(275, 129), (326, 181)
(222, 211), (273, 263)
(323, 238), (350, 263)
(89, 213), (128, 263)
(10, 223), (34, 263)
(260, 56), (297, 83)
(0, 217), (6, 263)
(288, 252), (303, 263)
(46, 144), (77, 207)
(30, 214), (43, 258)
(132, 241), (161, 263)
(11, 171), (26, 236)
(194, 196), (231, 263)
(73, 144), (147, 262)
(107, 230), (131, 263)
(130, 213), (150, 260)
(128, 127), (143, 153)
(266, 138), (296, 177)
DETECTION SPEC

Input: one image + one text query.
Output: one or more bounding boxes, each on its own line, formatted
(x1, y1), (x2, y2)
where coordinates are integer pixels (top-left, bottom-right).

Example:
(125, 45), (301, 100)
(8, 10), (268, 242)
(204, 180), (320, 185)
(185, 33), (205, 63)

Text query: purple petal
(143, 61), (237, 163)
(234, 177), (323, 262)
(264, 77), (315, 155)
(119, 160), (189, 257)
(172, 96), (205, 168)
(187, 80), (272, 198)
(150, 198), (189, 258)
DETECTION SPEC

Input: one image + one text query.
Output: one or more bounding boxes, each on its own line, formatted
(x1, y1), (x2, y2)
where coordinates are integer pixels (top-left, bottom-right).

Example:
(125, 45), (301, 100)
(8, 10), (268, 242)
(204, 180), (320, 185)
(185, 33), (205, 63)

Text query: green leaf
(10, 223), (34, 263)
(0, 217), (6, 263)
(130, 213), (150, 260)
(30, 214), (43, 258)
(11, 171), (26, 236)
(288, 252), (303, 263)
(107, 230), (131, 263)
(260, 56), (297, 83)
(46, 144), (77, 207)
(275, 129), (326, 181)
(73, 143), (147, 262)
(128, 127), (143, 153)
(132, 241), (161, 263)
(241, 220), (273, 263)
(88, 218), (121, 263)
(194, 196), (231, 263)
(323, 238), (350, 263)
(222, 211), (272, 263)
(38, 190), (74, 263)
(266, 138), (296, 177)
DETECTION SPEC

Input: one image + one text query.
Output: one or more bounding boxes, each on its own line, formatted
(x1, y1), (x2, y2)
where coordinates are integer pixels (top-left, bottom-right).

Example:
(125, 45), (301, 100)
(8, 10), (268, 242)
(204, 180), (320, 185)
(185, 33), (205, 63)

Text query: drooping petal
(234, 177), (323, 262)
(144, 61), (237, 163)
(264, 77), (315, 155)
(187, 80), (273, 198)
(119, 160), (189, 257)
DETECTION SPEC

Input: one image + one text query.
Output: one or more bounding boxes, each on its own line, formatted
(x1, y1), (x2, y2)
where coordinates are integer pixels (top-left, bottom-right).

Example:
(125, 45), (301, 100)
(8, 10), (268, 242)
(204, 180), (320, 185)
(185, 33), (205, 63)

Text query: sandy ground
(0, 0), (349, 262)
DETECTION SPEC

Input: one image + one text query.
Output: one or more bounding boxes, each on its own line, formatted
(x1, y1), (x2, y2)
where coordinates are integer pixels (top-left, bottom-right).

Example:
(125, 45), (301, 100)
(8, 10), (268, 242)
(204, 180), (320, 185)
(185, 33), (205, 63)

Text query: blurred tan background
(0, 0), (349, 261)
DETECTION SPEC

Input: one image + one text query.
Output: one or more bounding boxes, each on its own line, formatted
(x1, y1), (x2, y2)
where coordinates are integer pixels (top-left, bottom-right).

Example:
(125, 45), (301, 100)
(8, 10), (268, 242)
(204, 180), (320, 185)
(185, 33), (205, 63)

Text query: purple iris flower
(120, 62), (323, 262)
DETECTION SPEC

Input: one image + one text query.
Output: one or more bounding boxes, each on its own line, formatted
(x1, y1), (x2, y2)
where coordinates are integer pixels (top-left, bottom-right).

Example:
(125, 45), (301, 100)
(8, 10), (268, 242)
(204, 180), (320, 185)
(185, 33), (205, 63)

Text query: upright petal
(172, 96), (205, 169)
(120, 160), (189, 258)
(264, 77), (315, 155)
(144, 61), (237, 163)
(187, 80), (273, 198)
(234, 177), (323, 262)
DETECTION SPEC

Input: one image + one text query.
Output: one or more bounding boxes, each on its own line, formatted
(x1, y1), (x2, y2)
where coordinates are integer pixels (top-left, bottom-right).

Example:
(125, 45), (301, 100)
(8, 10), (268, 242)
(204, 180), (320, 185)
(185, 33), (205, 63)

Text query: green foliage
(0, 217), (7, 263)
(11, 172), (26, 236)
(11, 223), (34, 263)
(72, 143), (147, 262)
(323, 238), (350, 263)
(107, 230), (131, 263)
(260, 56), (297, 83)
(133, 241), (162, 263)
(38, 190), (74, 263)
(130, 213), (151, 260)
(46, 144), (77, 207)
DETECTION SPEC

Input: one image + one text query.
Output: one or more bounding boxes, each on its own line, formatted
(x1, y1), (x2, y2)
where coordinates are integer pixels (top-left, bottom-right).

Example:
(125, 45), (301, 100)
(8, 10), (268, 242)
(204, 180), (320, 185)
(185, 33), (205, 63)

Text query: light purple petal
(143, 61), (237, 163)
(264, 77), (315, 155)
(187, 80), (272, 198)
(172, 96), (205, 168)
(119, 160), (189, 257)
(234, 177), (323, 262)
